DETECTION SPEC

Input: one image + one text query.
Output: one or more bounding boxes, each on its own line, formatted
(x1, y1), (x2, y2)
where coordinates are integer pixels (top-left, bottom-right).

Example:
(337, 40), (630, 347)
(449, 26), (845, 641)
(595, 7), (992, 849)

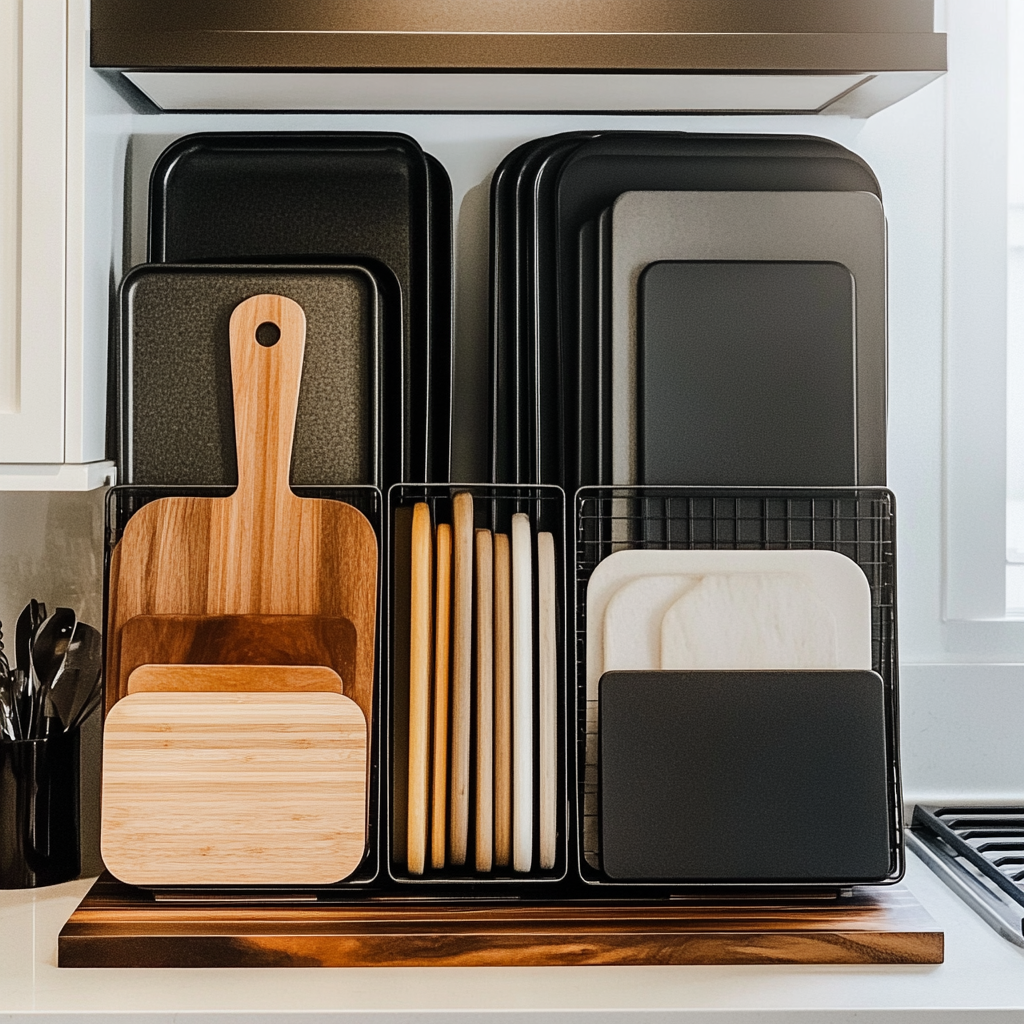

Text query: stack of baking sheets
(117, 132), (453, 488)
(488, 132), (886, 493)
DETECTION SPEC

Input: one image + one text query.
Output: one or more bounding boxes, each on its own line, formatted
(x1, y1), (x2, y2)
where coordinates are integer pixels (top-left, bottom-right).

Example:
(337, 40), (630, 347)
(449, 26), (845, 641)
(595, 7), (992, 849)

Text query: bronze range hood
(92, 0), (946, 115)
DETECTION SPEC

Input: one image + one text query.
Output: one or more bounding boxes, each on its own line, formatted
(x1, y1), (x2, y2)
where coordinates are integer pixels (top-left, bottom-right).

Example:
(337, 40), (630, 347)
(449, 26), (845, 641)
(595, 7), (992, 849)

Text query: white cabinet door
(0, 0), (66, 463)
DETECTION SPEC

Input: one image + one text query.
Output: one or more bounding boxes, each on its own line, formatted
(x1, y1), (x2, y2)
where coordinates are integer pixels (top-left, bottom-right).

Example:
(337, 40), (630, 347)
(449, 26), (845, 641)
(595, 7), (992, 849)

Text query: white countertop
(2, 851), (1024, 1022)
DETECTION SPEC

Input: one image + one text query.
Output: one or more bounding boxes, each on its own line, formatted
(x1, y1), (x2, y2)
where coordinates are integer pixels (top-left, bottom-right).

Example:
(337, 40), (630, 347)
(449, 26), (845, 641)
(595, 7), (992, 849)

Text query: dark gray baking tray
(489, 132), (596, 484)
(148, 132), (450, 483)
(599, 669), (893, 883)
(559, 132), (882, 491)
(117, 264), (381, 487)
(610, 190), (885, 487)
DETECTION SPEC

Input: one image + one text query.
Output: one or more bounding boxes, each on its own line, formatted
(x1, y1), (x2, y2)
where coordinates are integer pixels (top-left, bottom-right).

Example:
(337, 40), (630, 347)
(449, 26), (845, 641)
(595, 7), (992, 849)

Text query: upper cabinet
(0, 0), (115, 489)
(91, 0), (945, 116)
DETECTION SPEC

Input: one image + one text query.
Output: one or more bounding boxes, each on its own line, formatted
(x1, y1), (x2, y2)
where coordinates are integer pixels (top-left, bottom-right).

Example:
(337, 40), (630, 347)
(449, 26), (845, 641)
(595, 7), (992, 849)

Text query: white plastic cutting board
(582, 547), (873, 863)
(586, 548), (872, 703)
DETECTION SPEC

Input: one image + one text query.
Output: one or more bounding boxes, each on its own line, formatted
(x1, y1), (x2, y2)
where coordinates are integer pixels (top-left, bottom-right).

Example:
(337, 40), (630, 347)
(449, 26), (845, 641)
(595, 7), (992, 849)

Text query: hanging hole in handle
(255, 321), (281, 347)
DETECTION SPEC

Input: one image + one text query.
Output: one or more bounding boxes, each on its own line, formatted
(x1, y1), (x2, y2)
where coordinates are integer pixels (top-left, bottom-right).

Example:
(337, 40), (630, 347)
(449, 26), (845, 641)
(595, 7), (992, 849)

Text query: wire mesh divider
(102, 483), (385, 890)
(573, 486), (902, 887)
(387, 483), (569, 885)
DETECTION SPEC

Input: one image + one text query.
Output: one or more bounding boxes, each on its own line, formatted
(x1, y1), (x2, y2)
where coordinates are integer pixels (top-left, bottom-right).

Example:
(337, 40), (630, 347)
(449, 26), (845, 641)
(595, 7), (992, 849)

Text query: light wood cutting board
(101, 685), (367, 887)
(106, 294), (378, 724)
(125, 663), (344, 695)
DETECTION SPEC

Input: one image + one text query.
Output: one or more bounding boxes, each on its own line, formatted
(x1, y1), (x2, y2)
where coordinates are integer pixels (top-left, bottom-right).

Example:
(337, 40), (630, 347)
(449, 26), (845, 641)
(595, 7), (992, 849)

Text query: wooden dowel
(493, 532), (512, 868)
(449, 491), (474, 866)
(406, 502), (433, 875)
(431, 522), (453, 870)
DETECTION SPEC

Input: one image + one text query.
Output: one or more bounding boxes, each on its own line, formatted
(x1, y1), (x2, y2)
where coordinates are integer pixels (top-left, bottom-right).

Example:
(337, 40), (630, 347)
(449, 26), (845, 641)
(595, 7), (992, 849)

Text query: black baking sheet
(148, 132), (448, 483)
(489, 132), (595, 484)
(118, 265), (381, 487)
(638, 260), (857, 487)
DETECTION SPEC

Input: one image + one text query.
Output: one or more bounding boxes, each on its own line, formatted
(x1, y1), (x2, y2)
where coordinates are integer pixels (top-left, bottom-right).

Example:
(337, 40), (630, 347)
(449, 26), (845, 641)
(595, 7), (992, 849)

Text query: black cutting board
(639, 260), (857, 487)
(117, 265), (380, 487)
(598, 669), (894, 883)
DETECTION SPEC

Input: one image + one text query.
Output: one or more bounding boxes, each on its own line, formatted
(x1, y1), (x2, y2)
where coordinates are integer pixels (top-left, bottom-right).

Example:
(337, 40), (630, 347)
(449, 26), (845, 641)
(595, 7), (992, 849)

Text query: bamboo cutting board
(101, 686), (367, 887)
(125, 663), (345, 695)
(107, 294), (378, 723)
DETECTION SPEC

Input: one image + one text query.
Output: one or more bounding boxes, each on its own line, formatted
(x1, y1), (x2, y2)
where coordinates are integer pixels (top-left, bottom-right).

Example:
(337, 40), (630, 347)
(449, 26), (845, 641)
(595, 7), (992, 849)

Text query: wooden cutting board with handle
(106, 294), (378, 720)
(101, 664), (367, 887)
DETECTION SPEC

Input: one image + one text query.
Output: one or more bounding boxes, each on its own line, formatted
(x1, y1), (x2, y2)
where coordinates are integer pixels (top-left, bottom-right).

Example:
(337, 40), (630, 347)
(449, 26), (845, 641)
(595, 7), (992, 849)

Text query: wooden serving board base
(58, 875), (943, 967)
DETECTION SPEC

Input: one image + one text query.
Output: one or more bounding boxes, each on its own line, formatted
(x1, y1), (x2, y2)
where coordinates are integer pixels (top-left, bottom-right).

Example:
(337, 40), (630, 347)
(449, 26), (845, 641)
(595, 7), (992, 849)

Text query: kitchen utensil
(52, 623), (102, 732)
(407, 502), (433, 875)
(0, 621), (9, 679)
(537, 531), (557, 871)
(8, 601), (48, 736)
(114, 613), (361, 713)
(31, 609), (76, 687)
(449, 491), (474, 866)
(610, 190), (886, 485)
(126, 663), (344, 694)
(511, 511), (533, 873)
(107, 295), (378, 734)
(14, 600), (46, 680)
(101, 685), (367, 887)
(559, 133), (880, 491)
(149, 132), (449, 483)
(475, 528), (494, 872)
(117, 264), (382, 488)
(30, 609), (76, 738)
(660, 573), (840, 668)
(492, 531), (512, 868)
(599, 669), (892, 882)
(640, 260), (856, 486)
(431, 522), (452, 869)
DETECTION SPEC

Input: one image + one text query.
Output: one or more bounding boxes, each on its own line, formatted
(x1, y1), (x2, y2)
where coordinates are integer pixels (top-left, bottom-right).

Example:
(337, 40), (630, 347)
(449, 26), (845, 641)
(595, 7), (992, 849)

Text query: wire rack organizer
(103, 483), (385, 891)
(387, 483), (569, 885)
(573, 486), (903, 887)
